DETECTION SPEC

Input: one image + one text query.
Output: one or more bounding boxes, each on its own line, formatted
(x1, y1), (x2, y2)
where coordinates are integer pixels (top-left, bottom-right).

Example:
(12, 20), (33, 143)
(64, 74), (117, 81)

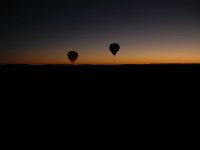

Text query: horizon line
(1, 63), (200, 66)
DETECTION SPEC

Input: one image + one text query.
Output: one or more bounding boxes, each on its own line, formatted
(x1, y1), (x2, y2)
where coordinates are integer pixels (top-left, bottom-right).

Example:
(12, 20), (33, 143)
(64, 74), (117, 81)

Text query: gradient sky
(1, 0), (200, 64)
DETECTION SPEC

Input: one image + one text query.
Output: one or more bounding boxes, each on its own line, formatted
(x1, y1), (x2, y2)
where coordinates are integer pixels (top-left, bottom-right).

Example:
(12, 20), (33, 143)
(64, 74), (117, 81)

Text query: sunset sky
(1, 0), (200, 64)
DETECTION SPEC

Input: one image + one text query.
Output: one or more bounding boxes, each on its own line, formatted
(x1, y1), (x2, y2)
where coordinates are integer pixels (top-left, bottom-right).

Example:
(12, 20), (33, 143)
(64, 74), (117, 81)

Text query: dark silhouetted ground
(1, 64), (200, 149)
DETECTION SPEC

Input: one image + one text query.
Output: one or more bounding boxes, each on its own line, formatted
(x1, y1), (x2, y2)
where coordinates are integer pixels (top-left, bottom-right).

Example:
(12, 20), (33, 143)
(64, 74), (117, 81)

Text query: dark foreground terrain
(1, 64), (200, 149)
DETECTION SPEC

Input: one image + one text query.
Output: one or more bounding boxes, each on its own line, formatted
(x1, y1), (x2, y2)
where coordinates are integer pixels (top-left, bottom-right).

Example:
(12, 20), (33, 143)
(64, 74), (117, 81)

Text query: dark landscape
(1, 64), (200, 149)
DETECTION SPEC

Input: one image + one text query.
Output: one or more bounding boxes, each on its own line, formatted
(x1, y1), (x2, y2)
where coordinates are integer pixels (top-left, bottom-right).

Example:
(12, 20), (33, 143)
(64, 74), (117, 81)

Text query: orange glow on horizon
(4, 53), (200, 65)
(1, 43), (200, 65)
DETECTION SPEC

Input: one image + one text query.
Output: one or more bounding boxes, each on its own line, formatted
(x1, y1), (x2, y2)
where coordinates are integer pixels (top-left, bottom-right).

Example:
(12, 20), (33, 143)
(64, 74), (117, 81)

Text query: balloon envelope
(67, 51), (79, 63)
(109, 43), (120, 56)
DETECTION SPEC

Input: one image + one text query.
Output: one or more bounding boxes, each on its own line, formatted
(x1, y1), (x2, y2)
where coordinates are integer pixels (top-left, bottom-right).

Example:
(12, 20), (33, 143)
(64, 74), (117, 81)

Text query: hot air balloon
(109, 43), (120, 56)
(67, 51), (79, 63)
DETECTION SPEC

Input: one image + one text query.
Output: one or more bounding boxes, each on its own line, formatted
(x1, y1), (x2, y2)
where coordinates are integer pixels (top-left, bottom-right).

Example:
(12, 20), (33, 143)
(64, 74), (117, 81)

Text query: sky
(1, 0), (200, 64)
